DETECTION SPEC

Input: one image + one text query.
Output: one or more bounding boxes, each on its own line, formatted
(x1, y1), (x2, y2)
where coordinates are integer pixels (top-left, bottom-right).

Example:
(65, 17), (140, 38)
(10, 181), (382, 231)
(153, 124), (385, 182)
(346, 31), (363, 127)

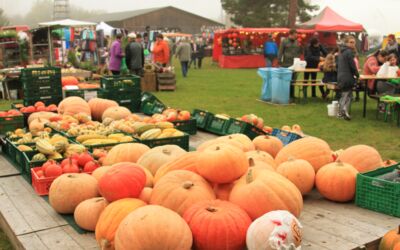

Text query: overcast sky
(0, 0), (399, 35)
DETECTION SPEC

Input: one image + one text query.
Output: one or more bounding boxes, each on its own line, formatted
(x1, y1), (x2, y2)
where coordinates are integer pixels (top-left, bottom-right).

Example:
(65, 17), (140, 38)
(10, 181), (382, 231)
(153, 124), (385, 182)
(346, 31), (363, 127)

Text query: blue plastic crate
(271, 128), (302, 145)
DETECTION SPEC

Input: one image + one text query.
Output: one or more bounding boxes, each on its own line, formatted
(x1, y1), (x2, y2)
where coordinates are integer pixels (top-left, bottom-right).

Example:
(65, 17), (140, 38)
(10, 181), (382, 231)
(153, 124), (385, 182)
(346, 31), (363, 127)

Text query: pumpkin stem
(398, 225), (400, 234)
(100, 239), (110, 250)
(246, 169), (254, 184)
(206, 207), (218, 213)
(264, 135), (270, 139)
(95, 198), (104, 203)
(182, 181), (194, 189)
(288, 156), (296, 161)
(162, 149), (171, 155)
(336, 160), (344, 166)
(248, 158), (255, 167)
(215, 146), (220, 151)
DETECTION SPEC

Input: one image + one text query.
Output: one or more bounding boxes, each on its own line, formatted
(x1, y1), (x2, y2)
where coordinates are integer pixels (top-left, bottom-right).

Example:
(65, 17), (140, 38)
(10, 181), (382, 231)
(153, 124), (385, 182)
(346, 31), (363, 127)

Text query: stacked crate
(157, 72), (176, 91)
(98, 75), (142, 112)
(20, 67), (63, 106)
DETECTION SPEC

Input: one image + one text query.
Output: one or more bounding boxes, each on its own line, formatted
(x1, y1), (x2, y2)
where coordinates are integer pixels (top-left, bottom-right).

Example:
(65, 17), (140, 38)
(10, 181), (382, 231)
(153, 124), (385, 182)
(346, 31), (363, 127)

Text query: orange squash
(137, 145), (186, 175)
(27, 111), (58, 125)
(114, 205), (192, 250)
(248, 157), (275, 171)
(197, 139), (245, 152)
(102, 106), (131, 121)
(275, 137), (333, 173)
(196, 143), (249, 184)
(277, 158), (315, 195)
(88, 98), (119, 121)
(92, 166), (112, 181)
(220, 133), (255, 152)
(336, 145), (383, 173)
(29, 118), (50, 136)
(139, 187), (153, 203)
(103, 143), (150, 166)
(315, 161), (358, 202)
(252, 135), (283, 157)
(95, 198), (146, 250)
(62, 76), (79, 86)
(229, 167), (303, 220)
(74, 197), (108, 231)
(245, 150), (277, 169)
(379, 225), (400, 250)
(150, 170), (216, 216)
(58, 96), (91, 116)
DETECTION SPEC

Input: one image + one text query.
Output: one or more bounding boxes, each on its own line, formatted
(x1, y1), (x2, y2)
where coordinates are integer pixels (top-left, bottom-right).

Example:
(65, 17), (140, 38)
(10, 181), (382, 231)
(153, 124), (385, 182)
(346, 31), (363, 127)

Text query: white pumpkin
(137, 145), (186, 175)
(246, 210), (303, 250)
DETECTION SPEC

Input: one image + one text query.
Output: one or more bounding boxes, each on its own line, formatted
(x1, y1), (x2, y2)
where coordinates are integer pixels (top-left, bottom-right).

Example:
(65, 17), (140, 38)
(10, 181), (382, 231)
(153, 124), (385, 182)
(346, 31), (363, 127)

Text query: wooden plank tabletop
(0, 130), (398, 250)
(360, 74), (400, 80)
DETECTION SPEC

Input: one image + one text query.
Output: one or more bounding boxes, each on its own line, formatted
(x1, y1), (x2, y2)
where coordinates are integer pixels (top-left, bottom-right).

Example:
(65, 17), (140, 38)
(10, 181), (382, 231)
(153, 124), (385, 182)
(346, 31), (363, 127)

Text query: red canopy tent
(298, 6), (364, 32)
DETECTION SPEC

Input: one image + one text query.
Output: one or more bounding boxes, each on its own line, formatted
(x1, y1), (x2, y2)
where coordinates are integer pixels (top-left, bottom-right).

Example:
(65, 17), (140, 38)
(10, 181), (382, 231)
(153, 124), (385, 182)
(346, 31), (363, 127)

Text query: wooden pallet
(158, 84), (176, 91)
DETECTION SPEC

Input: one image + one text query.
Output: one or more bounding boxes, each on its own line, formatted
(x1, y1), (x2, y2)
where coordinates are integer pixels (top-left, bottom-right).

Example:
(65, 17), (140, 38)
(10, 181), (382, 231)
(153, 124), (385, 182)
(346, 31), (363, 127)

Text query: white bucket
(9, 90), (18, 100)
(327, 104), (338, 117)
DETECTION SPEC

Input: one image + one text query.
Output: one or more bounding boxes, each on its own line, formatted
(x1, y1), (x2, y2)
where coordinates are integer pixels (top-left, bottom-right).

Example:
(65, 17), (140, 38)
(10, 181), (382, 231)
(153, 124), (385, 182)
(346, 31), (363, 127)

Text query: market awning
(96, 21), (115, 36)
(298, 7), (364, 32)
(38, 19), (97, 28)
(163, 33), (192, 37)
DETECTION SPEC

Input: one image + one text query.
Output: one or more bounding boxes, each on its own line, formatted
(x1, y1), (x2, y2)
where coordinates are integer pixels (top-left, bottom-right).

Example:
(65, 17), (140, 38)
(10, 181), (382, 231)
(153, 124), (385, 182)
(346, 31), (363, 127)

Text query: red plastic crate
(31, 167), (92, 196)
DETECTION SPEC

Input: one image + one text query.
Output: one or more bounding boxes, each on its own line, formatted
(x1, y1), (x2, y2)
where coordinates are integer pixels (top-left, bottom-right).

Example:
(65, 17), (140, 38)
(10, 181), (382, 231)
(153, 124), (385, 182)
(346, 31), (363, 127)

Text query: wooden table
(0, 130), (398, 249)
(359, 75), (400, 118)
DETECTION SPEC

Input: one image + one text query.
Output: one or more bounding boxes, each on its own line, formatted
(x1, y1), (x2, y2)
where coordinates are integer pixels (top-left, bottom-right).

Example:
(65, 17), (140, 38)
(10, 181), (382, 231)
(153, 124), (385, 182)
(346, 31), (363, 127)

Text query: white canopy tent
(96, 21), (115, 37)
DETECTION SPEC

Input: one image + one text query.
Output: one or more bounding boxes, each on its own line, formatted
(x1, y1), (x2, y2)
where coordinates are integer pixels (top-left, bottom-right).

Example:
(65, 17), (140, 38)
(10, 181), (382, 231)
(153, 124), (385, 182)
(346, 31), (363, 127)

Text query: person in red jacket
(362, 50), (388, 94)
(152, 34), (170, 67)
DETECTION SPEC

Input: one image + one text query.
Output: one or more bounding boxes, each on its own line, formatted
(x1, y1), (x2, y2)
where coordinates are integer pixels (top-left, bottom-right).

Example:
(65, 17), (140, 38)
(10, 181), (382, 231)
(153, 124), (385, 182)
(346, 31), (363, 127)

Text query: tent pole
(48, 27), (54, 66)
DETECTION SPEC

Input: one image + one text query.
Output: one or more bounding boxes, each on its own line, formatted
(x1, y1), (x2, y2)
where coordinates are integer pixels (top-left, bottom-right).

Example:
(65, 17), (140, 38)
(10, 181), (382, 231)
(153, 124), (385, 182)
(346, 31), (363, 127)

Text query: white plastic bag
(388, 66), (399, 78)
(288, 58), (307, 71)
(377, 62), (389, 77)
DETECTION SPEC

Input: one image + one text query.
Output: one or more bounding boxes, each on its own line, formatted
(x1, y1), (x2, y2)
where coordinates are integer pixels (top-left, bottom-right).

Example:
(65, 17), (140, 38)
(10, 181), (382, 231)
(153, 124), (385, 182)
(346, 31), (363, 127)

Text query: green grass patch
(0, 228), (13, 250)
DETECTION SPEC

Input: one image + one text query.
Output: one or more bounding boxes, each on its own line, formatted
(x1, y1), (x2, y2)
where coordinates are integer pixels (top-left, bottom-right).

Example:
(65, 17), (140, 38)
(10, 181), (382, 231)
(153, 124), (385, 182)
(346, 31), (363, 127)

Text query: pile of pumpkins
(47, 132), (394, 250)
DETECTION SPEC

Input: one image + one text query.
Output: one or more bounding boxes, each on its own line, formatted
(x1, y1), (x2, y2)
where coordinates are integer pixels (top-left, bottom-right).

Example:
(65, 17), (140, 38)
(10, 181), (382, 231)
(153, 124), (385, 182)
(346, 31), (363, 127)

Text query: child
(321, 49), (339, 99)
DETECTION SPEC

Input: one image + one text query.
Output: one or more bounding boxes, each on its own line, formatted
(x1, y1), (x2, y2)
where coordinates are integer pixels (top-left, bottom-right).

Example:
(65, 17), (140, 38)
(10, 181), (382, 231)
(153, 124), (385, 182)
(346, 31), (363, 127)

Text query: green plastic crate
(141, 99), (166, 115)
(78, 139), (137, 152)
(172, 119), (197, 135)
(0, 115), (24, 135)
(355, 164), (400, 217)
(140, 133), (189, 151)
(225, 119), (266, 139)
(21, 67), (61, 79)
(204, 115), (230, 136)
(23, 95), (63, 107)
(100, 75), (141, 90)
(192, 109), (214, 129)
(141, 91), (155, 102)
(21, 150), (48, 183)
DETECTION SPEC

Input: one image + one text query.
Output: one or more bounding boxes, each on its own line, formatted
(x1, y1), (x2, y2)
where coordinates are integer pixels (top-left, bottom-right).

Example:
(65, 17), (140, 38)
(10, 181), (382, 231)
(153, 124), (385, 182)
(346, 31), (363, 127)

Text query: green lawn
(0, 229), (13, 250)
(156, 57), (400, 161)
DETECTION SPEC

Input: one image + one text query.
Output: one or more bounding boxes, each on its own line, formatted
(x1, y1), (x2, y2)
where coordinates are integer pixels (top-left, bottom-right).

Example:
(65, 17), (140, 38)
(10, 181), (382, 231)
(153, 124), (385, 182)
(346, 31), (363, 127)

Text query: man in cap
(125, 32), (144, 76)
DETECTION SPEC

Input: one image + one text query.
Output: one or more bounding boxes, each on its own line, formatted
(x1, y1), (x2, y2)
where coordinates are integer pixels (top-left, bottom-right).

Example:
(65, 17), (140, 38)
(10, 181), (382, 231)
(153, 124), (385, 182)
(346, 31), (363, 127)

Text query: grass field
(0, 229), (13, 250)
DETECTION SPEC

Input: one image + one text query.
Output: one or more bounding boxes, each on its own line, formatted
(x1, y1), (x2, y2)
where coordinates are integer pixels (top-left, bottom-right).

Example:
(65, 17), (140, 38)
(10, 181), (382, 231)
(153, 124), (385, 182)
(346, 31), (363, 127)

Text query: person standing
(304, 37), (328, 98)
(384, 34), (400, 59)
(337, 35), (359, 121)
(109, 33), (124, 75)
(125, 33), (144, 76)
(175, 38), (191, 77)
(152, 34), (170, 67)
(263, 34), (278, 67)
(196, 38), (206, 69)
(278, 29), (303, 98)
(189, 39), (198, 69)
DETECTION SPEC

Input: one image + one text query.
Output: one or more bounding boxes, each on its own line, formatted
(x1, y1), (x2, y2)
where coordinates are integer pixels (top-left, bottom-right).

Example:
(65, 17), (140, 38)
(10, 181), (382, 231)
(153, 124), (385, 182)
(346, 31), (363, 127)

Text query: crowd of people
(264, 29), (400, 121)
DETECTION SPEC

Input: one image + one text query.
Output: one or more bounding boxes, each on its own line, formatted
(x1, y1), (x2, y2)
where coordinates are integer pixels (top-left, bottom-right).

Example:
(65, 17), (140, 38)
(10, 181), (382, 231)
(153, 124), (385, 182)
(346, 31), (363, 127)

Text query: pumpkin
(379, 225), (400, 250)
(29, 118), (50, 136)
(58, 96), (91, 116)
(246, 150), (277, 169)
(27, 111), (58, 125)
(197, 139), (245, 152)
(220, 133), (255, 152)
(213, 182), (235, 200)
(102, 106), (131, 121)
(92, 166), (112, 181)
(49, 173), (99, 214)
(137, 145), (186, 176)
(88, 98), (119, 121)
(196, 143), (249, 184)
(98, 162), (146, 202)
(139, 187), (153, 203)
(183, 200), (252, 250)
(246, 210), (303, 250)
(139, 166), (154, 187)
(103, 143), (150, 166)
(62, 76), (79, 86)
(315, 161), (358, 202)
(229, 168), (303, 219)
(275, 137), (333, 172)
(277, 158), (315, 195)
(150, 170), (216, 216)
(336, 145), (383, 173)
(74, 197), (108, 231)
(153, 151), (200, 183)
(95, 198), (146, 250)
(252, 135), (283, 157)
(248, 157), (275, 171)
(383, 160), (398, 167)
(114, 205), (192, 250)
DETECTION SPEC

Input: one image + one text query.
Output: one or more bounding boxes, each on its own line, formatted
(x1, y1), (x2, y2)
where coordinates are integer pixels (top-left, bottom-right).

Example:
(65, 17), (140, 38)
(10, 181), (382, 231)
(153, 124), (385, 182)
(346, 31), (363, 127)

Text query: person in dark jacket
(175, 38), (191, 77)
(125, 33), (144, 76)
(196, 38), (206, 69)
(189, 39), (198, 69)
(337, 35), (359, 120)
(304, 37), (328, 98)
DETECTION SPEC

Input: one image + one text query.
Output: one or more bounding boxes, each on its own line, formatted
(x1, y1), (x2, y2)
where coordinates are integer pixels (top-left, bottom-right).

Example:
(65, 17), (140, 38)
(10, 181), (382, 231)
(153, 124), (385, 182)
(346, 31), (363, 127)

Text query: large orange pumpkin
(103, 143), (150, 166)
(252, 135), (283, 157)
(102, 106), (131, 121)
(49, 173), (99, 214)
(275, 137), (333, 172)
(74, 197), (108, 231)
(27, 111), (58, 125)
(98, 162), (146, 202)
(62, 76), (79, 86)
(92, 166), (112, 181)
(58, 96), (91, 116)
(277, 158), (315, 195)
(246, 150), (277, 169)
(248, 157), (275, 171)
(196, 143), (249, 184)
(154, 151), (200, 183)
(137, 145), (186, 175)
(150, 170), (216, 216)
(114, 205), (193, 250)
(379, 226), (400, 250)
(336, 145), (383, 173)
(88, 98), (119, 121)
(229, 168), (303, 219)
(220, 133), (255, 152)
(95, 198), (146, 250)
(315, 161), (358, 202)
(197, 139), (244, 152)
(183, 200), (252, 250)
